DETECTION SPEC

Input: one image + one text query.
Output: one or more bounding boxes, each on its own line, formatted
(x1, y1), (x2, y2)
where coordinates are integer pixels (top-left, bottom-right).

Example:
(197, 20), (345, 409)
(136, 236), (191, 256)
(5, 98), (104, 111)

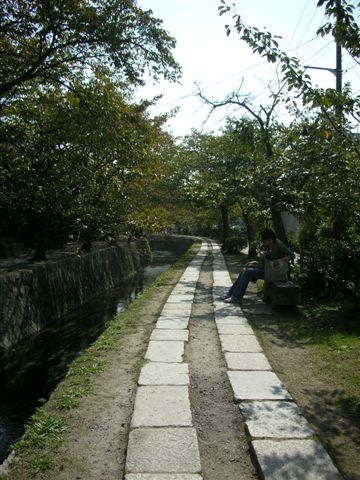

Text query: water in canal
(0, 249), (177, 464)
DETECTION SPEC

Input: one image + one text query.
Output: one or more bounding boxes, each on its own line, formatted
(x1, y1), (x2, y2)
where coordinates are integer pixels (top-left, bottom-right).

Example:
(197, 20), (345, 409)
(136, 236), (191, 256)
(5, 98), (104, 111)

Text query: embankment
(0, 240), (151, 350)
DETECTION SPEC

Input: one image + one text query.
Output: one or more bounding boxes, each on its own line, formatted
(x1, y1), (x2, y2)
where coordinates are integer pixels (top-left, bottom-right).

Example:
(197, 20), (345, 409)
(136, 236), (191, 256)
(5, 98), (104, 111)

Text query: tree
(198, 84), (291, 244)
(170, 121), (265, 245)
(0, 0), (182, 258)
(218, 0), (360, 145)
(0, 0), (180, 100)
(0, 75), (171, 257)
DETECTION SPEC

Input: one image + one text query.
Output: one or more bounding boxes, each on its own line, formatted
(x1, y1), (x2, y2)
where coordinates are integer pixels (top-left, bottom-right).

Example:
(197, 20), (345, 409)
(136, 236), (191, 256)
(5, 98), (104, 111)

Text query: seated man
(224, 228), (294, 304)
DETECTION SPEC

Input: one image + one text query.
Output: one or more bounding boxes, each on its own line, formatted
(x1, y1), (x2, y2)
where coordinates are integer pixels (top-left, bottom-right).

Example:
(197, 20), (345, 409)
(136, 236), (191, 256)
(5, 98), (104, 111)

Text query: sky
(136, 0), (360, 137)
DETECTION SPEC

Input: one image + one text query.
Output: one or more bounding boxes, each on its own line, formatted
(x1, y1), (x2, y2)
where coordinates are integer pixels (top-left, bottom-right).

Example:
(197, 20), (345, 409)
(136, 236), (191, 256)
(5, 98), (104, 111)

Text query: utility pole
(335, 0), (343, 118)
(336, 37), (342, 94)
(304, 0), (342, 94)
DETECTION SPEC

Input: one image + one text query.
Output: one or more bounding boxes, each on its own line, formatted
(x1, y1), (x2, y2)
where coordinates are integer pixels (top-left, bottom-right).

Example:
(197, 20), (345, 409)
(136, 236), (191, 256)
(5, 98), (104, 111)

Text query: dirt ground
(5, 269), (182, 480)
(44, 285), (171, 480)
(53, 245), (258, 480)
(10, 244), (358, 480)
(225, 253), (360, 480)
(42, 245), (259, 480)
(7, 243), (258, 480)
(187, 248), (258, 480)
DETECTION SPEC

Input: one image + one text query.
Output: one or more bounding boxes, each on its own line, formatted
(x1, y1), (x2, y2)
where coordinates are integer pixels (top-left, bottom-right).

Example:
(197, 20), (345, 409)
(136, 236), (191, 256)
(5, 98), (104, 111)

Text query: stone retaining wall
(0, 240), (151, 350)
(148, 235), (195, 255)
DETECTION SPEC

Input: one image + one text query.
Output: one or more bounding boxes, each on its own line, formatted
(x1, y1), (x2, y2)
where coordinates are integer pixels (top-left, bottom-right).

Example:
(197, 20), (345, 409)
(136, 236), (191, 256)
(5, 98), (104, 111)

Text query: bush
(222, 235), (248, 254)
(297, 219), (360, 302)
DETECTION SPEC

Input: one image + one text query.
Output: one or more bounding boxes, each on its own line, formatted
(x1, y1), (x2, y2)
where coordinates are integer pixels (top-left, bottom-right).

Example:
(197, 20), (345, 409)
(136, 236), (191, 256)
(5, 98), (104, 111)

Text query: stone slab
(161, 306), (192, 316)
(171, 289), (196, 296)
(156, 319), (189, 330)
(178, 281), (197, 288)
(139, 362), (189, 386)
(227, 371), (292, 401)
(145, 341), (184, 363)
(126, 475), (203, 480)
(217, 324), (254, 335)
(251, 439), (342, 479)
(166, 295), (194, 304)
(212, 286), (230, 297)
(158, 312), (190, 320)
(215, 316), (249, 326)
(220, 334), (262, 353)
(131, 386), (192, 427)
(162, 302), (193, 309)
(213, 278), (232, 287)
(151, 329), (189, 341)
(240, 401), (314, 438)
(214, 305), (246, 317)
(126, 427), (201, 474)
(213, 275), (232, 282)
(225, 352), (272, 371)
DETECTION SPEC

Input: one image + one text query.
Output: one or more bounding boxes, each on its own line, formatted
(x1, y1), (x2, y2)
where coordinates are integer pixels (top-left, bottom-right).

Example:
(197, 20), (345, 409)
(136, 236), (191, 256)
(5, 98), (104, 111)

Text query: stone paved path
(124, 241), (344, 480)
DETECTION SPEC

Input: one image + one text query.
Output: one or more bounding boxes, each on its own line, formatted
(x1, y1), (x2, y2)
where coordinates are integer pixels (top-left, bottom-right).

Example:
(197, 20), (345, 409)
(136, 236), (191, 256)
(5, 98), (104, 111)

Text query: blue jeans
(229, 266), (264, 300)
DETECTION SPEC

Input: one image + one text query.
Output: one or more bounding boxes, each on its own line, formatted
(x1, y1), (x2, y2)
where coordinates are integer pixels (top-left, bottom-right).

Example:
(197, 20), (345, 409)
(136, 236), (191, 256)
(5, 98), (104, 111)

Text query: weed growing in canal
(14, 414), (64, 451)
(11, 413), (65, 477)
(28, 455), (52, 475)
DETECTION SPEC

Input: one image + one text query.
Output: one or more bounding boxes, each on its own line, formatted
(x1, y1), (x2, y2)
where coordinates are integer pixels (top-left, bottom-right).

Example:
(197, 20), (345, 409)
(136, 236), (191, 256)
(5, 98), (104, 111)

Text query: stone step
(145, 341), (184, 363)
(216, 324), (254, 335)
(240, 401), (314, 439)
(251, 439), (343, 480)
(126, 427), (202, 475)
(156, 318), (189, 330)
(150, 329), (189, 342)
(131, 386), (192, 428)
(225, 352), (272, 371)
(220, 334), (262, 353)
(138, 362), (189, 386)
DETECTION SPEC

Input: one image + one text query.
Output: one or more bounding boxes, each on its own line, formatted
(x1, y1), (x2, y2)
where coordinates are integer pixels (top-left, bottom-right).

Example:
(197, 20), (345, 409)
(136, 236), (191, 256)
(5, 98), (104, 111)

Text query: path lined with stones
(125, 240), (344, 480)
(125, 243), (208, 480)
(211, 241), (343, 480)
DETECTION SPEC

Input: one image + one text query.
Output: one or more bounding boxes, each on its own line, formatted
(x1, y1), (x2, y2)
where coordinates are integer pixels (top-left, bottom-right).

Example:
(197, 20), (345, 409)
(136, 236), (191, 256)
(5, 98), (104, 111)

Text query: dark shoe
(221, 294), (231, 300)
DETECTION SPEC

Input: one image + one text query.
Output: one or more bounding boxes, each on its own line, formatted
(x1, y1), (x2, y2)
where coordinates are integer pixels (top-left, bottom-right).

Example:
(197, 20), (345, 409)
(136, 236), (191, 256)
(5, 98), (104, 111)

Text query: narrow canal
(0, 249), (178, 464)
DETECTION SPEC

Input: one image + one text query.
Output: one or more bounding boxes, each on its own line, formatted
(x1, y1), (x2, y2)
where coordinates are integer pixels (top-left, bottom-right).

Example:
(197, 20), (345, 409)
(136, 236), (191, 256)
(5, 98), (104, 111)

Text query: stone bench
(264, 280), (301, 306)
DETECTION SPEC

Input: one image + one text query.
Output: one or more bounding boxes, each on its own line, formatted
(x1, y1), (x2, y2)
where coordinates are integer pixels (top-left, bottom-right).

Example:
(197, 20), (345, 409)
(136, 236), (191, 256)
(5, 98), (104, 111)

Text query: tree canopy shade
(0, 0), (182, 258)
(0, 0), (181, 99)
(0, 74), (172, 256)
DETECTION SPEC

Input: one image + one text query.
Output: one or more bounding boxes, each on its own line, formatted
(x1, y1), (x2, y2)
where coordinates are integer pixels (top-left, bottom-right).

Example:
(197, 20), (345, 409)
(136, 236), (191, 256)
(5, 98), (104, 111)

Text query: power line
(297, 5), (319, 53)
(285, 0), (310, 50)
(345, 60), (360, 76)
(299, 14), (327, 61)
(148, 59), (269, 112)
(302, 40), (334, 64)
(149, 38), (320, 113)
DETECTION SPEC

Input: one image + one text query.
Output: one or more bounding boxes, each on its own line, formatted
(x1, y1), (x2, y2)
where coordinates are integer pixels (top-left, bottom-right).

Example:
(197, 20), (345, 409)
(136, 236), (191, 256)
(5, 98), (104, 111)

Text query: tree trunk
(246, 222), (257, 257)
(220, 204), (229, 244)
(32, 218), (48, 260)
(270, 205), (289, 245)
